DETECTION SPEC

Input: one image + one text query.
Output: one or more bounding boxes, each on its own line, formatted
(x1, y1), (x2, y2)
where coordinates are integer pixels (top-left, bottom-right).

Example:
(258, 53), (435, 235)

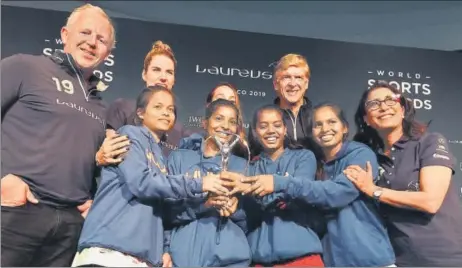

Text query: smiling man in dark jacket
(272, 53), (313, 143)
(249, 54), (322, 167)
(1, 4), (115, 267)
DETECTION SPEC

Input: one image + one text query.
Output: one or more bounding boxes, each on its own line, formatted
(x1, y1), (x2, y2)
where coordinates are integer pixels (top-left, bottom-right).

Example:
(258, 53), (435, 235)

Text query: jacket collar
(273, 96), (312, 111)
(140, 126), (163, 145)
(48, 49), (104, 92)
(324, 141), (350, 164)
(390, 134), (411, 149)
(258, 147), (289, 163)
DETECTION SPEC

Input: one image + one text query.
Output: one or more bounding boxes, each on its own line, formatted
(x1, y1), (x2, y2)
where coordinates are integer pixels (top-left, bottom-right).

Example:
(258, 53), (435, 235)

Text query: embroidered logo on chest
(146, 149), (167, 174)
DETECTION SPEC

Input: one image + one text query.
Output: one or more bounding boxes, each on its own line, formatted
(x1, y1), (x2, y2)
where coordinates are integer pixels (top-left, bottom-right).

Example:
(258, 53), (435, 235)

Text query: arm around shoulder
(116, 126), (202, 201)
(377, 133), (454, 214)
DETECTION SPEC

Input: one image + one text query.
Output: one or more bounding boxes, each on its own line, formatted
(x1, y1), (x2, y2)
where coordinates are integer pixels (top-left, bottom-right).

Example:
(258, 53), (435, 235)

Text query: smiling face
(142, 54), (175, 90)
(254, 109), (287, 152)
(364, 87), (404, 132)
(61, 8), (113, 70)
(138, 90), (176, 136)
(274, 66), (309, 105)
(204, 105), (238, 145)
(312, 106), (348, 151)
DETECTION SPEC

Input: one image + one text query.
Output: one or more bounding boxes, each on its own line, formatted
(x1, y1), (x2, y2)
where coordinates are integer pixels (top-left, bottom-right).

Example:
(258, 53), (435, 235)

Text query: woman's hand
(344, 161), (376, 197)
(202, 173), (232, 196)
(220, 171), (251, 195)
(240, 175), (275, 197)
(204, 194), (229, 209)
(219, 196), (239, 217)
(96, 129), (130, 166)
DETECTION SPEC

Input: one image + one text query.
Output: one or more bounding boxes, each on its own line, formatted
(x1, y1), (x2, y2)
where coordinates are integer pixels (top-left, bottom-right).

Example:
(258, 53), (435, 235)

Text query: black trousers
(1, 202), (84, 267)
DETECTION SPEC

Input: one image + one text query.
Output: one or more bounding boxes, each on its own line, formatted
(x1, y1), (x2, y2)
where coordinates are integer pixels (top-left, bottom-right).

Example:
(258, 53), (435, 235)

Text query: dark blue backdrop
(2, 6), (461, 200)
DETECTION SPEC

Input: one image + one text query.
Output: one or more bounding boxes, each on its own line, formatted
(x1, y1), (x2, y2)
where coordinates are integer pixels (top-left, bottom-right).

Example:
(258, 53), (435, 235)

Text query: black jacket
(274, 96), (313, 143)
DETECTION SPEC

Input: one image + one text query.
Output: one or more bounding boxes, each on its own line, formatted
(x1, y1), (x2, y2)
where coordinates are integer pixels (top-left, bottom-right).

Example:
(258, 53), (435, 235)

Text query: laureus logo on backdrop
(367, 69), (432, 110)
(42, 38), (115, 89)
(195, 64), (273, 80)
(188, 63), (272, 128)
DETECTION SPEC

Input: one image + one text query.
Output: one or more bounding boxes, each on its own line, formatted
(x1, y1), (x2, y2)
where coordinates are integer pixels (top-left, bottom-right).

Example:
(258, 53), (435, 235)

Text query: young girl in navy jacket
(73, 86), (230, 267)
(225, 104), (325, 267)
(164, 99), (251, 267)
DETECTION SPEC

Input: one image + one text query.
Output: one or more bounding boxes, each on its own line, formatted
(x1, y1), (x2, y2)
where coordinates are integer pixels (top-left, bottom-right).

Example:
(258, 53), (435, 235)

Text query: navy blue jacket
(246, 148), (323, 264)
(77, 126), (205, 266)
(274, 141), (395, 266)
(105, 98), (193, 156)
(165, 134), (251, 267)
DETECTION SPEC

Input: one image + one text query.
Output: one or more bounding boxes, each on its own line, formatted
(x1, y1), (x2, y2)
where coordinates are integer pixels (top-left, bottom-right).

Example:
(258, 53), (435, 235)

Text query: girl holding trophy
(223, 104), (325, 267)
(72, 86), (230, 267)
(165, 99), (251, 267)
(223, 103), (396, 267)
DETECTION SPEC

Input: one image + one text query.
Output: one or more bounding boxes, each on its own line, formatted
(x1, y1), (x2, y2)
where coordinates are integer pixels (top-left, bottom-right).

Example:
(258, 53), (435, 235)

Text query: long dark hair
(135, 85), (176, 142)
(312, 102), (349, 179)
(353, 80), (428, 152)
(248, 104), (304, 157)
(313, 102), (350, 143)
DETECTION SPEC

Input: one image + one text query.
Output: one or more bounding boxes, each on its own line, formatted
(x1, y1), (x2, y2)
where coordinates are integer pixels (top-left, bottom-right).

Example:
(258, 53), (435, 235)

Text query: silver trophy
(204, 131), (251, 215)
(205, 131), (251, 173)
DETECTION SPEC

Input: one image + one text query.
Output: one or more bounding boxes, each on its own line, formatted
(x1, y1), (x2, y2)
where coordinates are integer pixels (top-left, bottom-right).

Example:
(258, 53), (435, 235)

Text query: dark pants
(1, 202), (84, 267)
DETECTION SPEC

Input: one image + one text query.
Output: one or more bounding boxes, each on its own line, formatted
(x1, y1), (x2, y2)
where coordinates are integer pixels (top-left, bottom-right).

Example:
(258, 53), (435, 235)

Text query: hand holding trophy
(203, 131), (250, 216)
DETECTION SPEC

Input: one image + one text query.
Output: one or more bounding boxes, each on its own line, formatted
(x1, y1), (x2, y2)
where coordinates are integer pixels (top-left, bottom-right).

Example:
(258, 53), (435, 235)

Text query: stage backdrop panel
(2, 6), (462, 200)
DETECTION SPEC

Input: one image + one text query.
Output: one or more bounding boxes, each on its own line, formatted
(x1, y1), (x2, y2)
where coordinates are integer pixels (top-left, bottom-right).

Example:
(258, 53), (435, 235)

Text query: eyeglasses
(364, 94), (401, 111)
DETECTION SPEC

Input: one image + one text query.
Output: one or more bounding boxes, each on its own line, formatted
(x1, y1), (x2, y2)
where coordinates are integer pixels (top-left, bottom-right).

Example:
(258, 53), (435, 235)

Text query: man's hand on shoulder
(96, 129), (130, 166)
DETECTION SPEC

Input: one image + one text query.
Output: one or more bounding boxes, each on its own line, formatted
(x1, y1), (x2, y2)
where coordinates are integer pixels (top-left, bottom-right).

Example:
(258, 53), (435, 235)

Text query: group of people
(2, 3), (462, 268)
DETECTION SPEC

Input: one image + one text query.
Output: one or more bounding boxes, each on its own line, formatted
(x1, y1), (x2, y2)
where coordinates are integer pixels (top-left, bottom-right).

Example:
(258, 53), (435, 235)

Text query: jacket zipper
(66, 53), (90, 102)
(286, 110), (298, 141)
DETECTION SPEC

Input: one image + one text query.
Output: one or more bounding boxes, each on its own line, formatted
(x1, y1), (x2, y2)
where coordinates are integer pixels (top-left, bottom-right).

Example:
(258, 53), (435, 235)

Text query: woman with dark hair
(72, 86), (230, 267)
(225, 103), (395, 267)
(165, 99), (251, 267)
(345, 80), (462, 267)
(223, 104), (325, 267)
(310, 102), (394, 267)
(180, 82), (248, 158)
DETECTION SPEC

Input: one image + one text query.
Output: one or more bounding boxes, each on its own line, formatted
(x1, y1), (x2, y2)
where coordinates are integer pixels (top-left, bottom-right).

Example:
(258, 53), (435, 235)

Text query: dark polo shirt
(1, 52), (106, 207)
(376, 132), (462, 266)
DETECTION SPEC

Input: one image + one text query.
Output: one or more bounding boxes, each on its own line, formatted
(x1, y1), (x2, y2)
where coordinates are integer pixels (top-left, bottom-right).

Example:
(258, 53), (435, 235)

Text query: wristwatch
(372, 187), (384, 201)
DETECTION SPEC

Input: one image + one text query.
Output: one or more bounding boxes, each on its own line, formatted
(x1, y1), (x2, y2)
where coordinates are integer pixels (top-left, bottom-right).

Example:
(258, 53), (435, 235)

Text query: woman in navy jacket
(179, 82), (248, 158)
(226, 104), (325, 267)
(165, 99), (251, 267)
(226, 103), (395, 267)
(309, 103), (395, 266)
(72, 86), (230, 267)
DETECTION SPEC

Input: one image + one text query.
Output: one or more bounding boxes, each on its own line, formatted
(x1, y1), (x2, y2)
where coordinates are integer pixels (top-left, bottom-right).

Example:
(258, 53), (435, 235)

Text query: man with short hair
(1, 4), (115, 266)
(272, 53), (314, 143)
(272, 53), (325, 171)
(249, 53), (321, 161)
